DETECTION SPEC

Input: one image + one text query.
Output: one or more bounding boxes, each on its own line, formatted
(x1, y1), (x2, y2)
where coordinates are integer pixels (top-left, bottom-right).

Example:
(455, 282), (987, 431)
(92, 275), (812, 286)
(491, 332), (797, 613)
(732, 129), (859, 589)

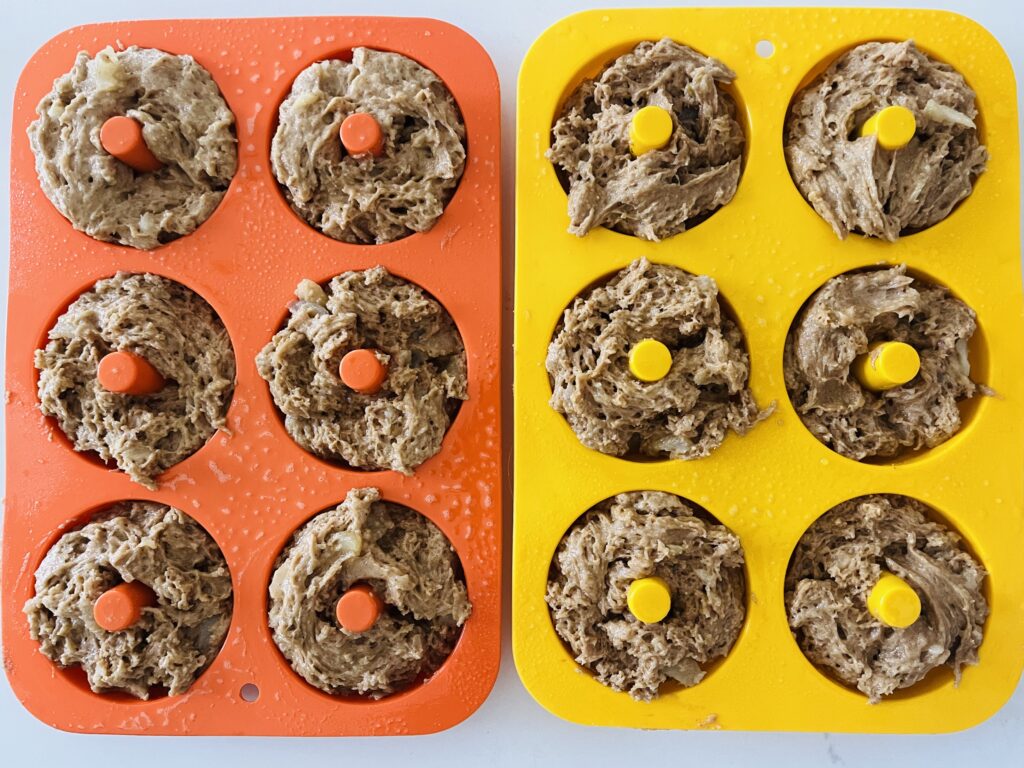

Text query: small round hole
(240, 683), (260, 702)
(755, 40), (775, 59)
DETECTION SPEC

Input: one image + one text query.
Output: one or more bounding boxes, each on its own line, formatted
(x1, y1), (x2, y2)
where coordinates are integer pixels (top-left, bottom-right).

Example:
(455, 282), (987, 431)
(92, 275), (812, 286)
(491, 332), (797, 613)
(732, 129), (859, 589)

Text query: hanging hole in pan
(240, 683), (260, 702)
(755, 40), (775, 59)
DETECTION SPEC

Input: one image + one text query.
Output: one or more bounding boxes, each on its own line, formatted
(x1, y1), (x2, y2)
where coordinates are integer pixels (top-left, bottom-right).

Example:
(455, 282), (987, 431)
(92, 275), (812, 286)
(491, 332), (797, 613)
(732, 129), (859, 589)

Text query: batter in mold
(268, 487), (471, 698)
(24, 502), (233, 699)
(785, 40), (987, 241)
(785, 265), (980, 460)
(271, 47), (466, 244)
(35, 273), (236, 489)
(786, 494), (987, 702)
(547, 37), (745, 241)
(546, 491), (746, 701)
(547, 258), (769, 460)
(256, 266), (467, 474)
(28, 46), (237, 250)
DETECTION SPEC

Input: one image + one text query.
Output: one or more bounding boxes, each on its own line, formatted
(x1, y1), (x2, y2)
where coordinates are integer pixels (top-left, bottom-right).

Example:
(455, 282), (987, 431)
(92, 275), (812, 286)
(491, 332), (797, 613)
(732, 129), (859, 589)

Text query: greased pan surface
(5, 16), (501, 736)
(514, 7), (1021, 732)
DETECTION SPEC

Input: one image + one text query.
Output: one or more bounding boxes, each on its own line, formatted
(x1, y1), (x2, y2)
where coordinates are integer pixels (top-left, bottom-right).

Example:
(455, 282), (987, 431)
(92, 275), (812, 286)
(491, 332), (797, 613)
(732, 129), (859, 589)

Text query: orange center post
(340, 112), (385, 157)
(339, 349), (387, 394)
(97, 350), (165, 396)
(93, 582), (156, 632)
(335, 584), (383, 633)
(99, 116), (163, 173)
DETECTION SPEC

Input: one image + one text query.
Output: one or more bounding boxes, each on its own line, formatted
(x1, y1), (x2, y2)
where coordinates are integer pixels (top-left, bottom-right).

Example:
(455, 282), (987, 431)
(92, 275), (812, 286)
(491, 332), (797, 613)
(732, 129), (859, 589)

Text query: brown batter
(28, 46), (237, 250)
(547, 258), (769, 460)
(35, 273), (236, 488)
(785, 266), (979, 460)
(271, 48), (466, 244)
(785, 40), (986, 240)
(547, 38), (745, 241)
(256, 267), (466, 474)
(786, 494), (987, 702)
(547, 491), (746, 701)
(24, 502), (233, 699)
(268, 487), (471, 698)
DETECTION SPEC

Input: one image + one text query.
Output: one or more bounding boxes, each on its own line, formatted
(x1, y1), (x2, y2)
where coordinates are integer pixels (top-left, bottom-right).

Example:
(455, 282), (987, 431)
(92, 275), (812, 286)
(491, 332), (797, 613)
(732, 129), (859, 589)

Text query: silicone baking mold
(5, 16), (501, 736)
(513, 7), (1022, 733)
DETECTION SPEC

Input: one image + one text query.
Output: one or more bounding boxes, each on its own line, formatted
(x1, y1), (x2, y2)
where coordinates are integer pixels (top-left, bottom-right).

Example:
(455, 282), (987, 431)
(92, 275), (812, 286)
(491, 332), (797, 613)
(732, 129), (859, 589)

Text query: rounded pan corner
(416, 663), (503, 737)
(409, 16), (500, 90)
(511, 648), (593, 729)
(517, 9), (601, 93)
(927, 10), (1017, 68)
(947, 674), (1024, 736)
(15, 22), (121, 95)
(3, 668), (82, 736)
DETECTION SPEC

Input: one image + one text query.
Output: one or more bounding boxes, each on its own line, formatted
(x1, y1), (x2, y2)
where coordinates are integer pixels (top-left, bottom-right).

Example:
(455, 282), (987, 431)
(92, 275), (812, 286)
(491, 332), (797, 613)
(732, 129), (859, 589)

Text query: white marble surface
(2, 1), (1021, 765)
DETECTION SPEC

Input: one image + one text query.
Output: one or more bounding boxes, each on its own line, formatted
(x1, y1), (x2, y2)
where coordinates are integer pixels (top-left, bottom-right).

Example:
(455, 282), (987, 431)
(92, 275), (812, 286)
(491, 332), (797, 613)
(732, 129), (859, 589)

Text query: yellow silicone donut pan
(513, 7), (1023, 733)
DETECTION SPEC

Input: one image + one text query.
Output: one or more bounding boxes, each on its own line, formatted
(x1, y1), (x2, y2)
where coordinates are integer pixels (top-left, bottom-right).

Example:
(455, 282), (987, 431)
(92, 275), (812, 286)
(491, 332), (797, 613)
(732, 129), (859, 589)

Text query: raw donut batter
(271, 47), (466, 244)
(24, 502), (233, 699)
(257, 266), (466, 474)
(785, 40), (986, 240)
(785, 265), (979, 460)
(547, 258), (769, 460)
(786, 494), (987, 701)
(547, 491), (746, 701)
(268, 487), (471, 698)
(28, 46), (237, 250)
(35, 273), (236, 488)
(547, 37), (745, 241)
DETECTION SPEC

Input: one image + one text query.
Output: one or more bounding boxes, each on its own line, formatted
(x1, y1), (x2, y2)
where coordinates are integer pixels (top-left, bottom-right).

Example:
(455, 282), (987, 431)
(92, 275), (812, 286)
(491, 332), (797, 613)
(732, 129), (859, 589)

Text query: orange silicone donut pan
(3, 16), (502, 736)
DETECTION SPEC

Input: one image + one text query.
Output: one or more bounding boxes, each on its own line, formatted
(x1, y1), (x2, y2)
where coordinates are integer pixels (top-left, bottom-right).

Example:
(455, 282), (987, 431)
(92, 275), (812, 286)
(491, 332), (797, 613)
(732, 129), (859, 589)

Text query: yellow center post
(860, 105), (917, 150)
(867, 572), (922, 628)
(854, 341), (921, 391)
(627, 577), (672, 624)
(629, 105), (674, 156)
(628, 338), (673, 382)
